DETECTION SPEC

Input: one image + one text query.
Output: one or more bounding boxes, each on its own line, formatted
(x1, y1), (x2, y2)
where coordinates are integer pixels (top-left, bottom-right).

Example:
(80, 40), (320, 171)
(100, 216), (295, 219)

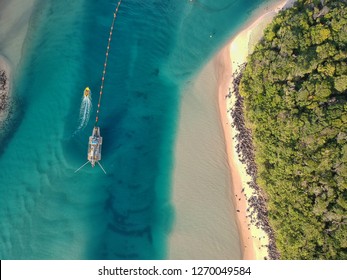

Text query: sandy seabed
(169, 58), (242, 260)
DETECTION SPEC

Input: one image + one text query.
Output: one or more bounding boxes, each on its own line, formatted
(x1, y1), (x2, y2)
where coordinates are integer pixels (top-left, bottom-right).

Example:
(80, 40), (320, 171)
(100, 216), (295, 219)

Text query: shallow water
(0, 0), (272, 259)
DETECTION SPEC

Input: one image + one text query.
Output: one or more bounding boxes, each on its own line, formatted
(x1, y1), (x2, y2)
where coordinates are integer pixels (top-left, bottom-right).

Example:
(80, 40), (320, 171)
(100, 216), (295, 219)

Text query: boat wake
(76, 94), (92, 131)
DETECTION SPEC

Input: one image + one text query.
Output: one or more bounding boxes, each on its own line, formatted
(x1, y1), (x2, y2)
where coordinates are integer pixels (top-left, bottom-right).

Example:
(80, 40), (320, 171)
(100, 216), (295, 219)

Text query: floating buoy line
(95, 0), (123, 126)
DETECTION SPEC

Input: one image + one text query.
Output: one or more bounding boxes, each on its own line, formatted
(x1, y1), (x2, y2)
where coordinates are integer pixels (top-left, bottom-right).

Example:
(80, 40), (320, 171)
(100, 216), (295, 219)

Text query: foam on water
(76, 95), (92, 131)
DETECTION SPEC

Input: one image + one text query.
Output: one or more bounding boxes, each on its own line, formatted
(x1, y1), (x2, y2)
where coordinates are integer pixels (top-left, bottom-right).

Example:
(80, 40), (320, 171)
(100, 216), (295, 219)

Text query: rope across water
(95, 0), (122, 126)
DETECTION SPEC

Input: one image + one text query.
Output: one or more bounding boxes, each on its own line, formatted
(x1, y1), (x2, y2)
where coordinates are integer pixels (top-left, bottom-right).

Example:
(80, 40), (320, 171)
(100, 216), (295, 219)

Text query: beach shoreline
(216, 0), (295, 259)
(169, 0), (296, 260)
(0, 0), (37, 126)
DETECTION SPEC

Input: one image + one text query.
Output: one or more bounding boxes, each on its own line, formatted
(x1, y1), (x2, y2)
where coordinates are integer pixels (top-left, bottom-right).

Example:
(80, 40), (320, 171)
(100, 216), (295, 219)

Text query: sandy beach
(0, 0), (37, 125)
(217, 0), (296, 259)
(169, 0), (296, 260)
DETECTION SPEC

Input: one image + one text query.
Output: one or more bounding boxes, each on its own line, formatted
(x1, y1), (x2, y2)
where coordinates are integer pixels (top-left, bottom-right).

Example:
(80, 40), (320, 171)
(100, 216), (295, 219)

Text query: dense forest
(239, 0), (347, 259)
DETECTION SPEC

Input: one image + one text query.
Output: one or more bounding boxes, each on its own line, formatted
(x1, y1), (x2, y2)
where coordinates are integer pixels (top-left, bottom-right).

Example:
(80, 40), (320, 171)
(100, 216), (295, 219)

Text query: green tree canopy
(239, 0), (347, 259)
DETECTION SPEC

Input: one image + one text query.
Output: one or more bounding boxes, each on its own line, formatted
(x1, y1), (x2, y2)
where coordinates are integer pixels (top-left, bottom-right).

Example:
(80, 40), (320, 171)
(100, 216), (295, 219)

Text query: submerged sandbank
(217, 0), (296, 259)
(169, 59), (241, 259)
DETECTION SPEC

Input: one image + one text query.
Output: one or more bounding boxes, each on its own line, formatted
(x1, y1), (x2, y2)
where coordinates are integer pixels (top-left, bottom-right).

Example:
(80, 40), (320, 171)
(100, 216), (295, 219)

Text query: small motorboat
(84, 87), (91, 97)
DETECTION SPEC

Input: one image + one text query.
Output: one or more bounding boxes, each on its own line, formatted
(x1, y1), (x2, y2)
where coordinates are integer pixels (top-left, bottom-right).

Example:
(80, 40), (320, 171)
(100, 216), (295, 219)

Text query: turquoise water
(0, 0), (271, 259)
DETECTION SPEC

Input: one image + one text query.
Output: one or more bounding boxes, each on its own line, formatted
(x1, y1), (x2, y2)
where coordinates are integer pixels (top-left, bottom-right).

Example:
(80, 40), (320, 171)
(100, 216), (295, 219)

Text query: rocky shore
(0, 70), (9, 109)
(0, 57), (11, 126)
(228, 63), (280, 259)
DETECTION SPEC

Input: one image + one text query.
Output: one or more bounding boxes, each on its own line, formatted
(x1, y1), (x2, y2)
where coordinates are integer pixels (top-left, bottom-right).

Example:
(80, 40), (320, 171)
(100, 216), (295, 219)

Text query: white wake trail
(77, 95), (92, 131)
